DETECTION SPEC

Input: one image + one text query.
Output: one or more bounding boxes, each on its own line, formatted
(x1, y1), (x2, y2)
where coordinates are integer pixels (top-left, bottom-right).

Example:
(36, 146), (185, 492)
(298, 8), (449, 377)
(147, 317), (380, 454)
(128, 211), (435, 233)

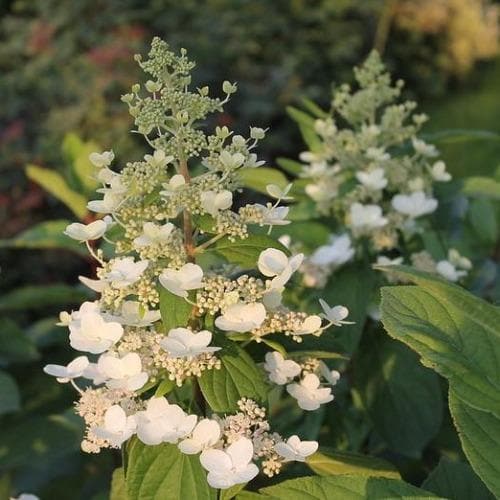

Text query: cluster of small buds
(43, 38), (349, 491)
(295, 51), (471, 286)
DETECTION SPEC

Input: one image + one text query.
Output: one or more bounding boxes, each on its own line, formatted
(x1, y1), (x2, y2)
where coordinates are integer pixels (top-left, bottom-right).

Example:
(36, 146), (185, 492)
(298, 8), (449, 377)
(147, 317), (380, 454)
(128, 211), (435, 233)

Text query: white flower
(200, 190), (233, 217)
(159, 263), (204, 298)
(293, 315), (322, 336)
(133, 222), (174, 248)
(349, 203), (388, 230)
(376, 255), (403, 267)
(266, 183), (293, 200)
(69, 303), (123, 354)
(258, 248), (303, 289)
(408, 177), (425, 192)
(391, 191), (438, 218)
(87, 191), (123, 214)
(319, 362), (341, 386)
(319, 299), (352, 326)
(79, 275), (108, 293)
(263, 351), (301, 385)
(93, 405), (136, 448)
(219, 150), (245, 170)
(430, 161), (451, 182)
(106, 258), (149, 289)
(287, 373), (333, 410)
(178, 419), (221, 454)
(89, 150), (114, 167)
(10, 494), (40, 500)
(136, 397), (197, 445)
(144, 149), (173, 168)
(200, 437), (259, 489)
(365, 147), (390, 162)
(160, 174), (186, 196)
(412, 137), (438, 157)
(43, 356), (89, 383)
(305, 183), (335, 202)
(107, 301), (161, 327)
(160, 328), (221, 358)
(97, 352), (148, 392)
(448, 248), (472, 270)
(436, 260), (467, 282)
(356, 168), (387, 190)
(310, 234), (354, 267)
(64, 220), (107, 242)
(215, 302), (266, 332)
(274, 435), (318, 462)
(254, 204), (290, 226)
(262, 289), (283, 310)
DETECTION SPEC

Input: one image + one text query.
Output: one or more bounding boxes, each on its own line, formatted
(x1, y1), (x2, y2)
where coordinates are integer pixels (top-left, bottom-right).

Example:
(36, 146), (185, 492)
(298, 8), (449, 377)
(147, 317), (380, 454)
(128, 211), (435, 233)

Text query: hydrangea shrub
(43, 38), (351, 493)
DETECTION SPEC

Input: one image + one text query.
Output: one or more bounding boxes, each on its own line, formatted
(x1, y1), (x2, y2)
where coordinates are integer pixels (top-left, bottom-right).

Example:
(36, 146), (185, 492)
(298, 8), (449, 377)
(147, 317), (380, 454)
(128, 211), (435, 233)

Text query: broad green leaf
(287, 200), (318, 221)
(199, 338), (268, 412)
(0, 219), (87, 255)
(239, 167), (289, 195)
(209, 234), (289, 268)
(449, 390), (500, 498)
(0, 371), (20, 416)
(26, 164), (88, 218)
(468, 198), (498, 245)
(159, 287), (194, 331)
(0, 284), (90, 312)
(379, 266), (500, 418)
(0, 318), (39, 363)
(422, 457), (494, 500)
(353, 334), (442, 458)
(276, 157), (303, 175)
(273, 221), (330, 251)
(220, 483), (247, 500)
(286, 350), (348, 360)
(463, 176), (500, 199)
(62, 132), (99, 193)
(287, 106), (322, 152)
(306, 449), (400, 479)
(126, 440), (216, 500)
(236, 474), (440, 499)
(0, 413), (82, 468)
(154, 378), (175, 397)
(110, 467), (128, 500)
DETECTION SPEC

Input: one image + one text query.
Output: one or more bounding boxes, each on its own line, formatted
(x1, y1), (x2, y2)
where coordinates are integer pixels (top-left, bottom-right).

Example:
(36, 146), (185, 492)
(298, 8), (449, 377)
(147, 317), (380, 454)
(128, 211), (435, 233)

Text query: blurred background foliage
(0, 0), (499, 498)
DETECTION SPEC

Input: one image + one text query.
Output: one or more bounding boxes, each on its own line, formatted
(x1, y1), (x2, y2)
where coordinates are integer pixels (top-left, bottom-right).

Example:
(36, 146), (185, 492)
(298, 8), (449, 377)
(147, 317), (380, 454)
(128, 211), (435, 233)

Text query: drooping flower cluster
(294, 51), (471, 287)
(44, 38), (349, 491)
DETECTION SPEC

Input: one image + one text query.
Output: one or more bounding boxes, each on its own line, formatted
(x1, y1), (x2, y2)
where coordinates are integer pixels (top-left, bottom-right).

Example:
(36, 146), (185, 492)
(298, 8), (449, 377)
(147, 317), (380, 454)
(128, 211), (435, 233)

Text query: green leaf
(423, 129), (500, 144)
(274, 221), (330, 252)
(276, 157), (303, 176)
(449, 390), (500, 498)
(236, 474), (440, 499)
(379, 266), (500, 418)
(159, 287), (194, 331)
(209, 234), (289, 268)
(463, 176), (500, 199)
(287, 106), (322, 152)
(320, 264), (376, 354)
(353, 334), (442, 458)
(0, 219), (87, 255)
(422, 458), (494, 500)
(468, 198), (498, 244)
(300, 97), (329, 118)
(154, 378), (175, 397)
(239, 167), (289, 195)
(260, 338), (287, 357)
(0, 318), (39, 364)
(110, 468), (128, 500)
(26, 164), (88, 218)
(286, 350), (348, 360)
(0, 284), (91, 312)
(306, 449), (401, 479)
(126, 440), (216, 500)
(0, 413), (82, 468)
(199, 338), (268, 412)
(62, 132), (99, 193)
(220, 483), (247, 500)
(0, 371), (20, 416)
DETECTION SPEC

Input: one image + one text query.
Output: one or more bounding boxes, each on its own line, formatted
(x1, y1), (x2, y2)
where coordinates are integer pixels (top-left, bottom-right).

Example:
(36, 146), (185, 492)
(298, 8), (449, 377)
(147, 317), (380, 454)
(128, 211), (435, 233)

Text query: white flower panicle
(43, 38), (347, 491)
(296, 51), (470, 287)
